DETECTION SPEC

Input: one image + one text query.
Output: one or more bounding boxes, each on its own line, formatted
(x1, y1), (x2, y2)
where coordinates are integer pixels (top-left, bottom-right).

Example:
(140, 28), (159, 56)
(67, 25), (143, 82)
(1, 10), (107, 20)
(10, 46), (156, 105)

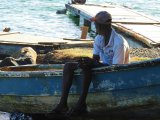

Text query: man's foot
(45, 104), (68, 119)
(52, 104), (68, 113)
(66, 103), (88, 117)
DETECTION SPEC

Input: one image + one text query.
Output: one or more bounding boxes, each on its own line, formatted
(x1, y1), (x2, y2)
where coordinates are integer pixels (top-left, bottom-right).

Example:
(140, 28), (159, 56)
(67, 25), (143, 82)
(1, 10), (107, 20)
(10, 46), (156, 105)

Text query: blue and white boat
(0, 58), (160, 114)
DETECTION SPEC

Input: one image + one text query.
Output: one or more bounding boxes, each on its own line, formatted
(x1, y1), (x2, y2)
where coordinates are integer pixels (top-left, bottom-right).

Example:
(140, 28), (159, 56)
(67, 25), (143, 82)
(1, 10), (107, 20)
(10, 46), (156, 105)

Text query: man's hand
(77, 57), (95, 69)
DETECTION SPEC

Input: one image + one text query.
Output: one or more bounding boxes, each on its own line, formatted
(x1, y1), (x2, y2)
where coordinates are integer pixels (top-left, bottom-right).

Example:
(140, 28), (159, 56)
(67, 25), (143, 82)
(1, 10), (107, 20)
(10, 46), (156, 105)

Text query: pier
(66, 3), (160, 47)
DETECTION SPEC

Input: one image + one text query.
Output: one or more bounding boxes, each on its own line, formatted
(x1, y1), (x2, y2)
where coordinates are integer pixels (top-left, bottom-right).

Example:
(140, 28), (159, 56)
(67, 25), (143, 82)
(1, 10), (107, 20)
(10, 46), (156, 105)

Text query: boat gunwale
(0, 58), (159, 77)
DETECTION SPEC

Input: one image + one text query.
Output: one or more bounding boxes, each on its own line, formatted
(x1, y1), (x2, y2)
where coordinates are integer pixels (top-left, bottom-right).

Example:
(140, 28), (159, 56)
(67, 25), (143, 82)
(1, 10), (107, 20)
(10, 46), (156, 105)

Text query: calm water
(0, 0), (160, 120)
(0, 0), (160, 38)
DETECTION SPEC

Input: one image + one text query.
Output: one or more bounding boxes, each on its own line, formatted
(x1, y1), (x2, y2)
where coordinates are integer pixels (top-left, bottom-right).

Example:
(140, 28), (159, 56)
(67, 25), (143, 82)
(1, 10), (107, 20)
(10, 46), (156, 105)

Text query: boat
(0, 58), (160, 115)
(0, 32), (93, 58)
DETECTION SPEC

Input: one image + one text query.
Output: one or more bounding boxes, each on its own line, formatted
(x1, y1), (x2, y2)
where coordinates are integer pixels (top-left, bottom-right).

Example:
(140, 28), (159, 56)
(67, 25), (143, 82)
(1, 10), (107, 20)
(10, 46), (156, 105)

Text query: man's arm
(93, 54), (106, 67)
(113, 45), (126, 64)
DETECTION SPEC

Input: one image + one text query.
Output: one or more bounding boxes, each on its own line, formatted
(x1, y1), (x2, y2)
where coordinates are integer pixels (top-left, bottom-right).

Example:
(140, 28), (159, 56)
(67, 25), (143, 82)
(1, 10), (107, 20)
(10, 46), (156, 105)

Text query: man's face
(95, 22), (111, 35)
(95, 22), (100, 33)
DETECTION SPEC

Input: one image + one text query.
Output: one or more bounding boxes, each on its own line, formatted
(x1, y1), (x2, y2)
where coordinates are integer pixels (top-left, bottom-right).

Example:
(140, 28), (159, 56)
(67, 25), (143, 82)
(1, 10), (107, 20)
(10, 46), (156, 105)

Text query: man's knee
(72, 0), (86, 4)
(63, 62), (78, 72)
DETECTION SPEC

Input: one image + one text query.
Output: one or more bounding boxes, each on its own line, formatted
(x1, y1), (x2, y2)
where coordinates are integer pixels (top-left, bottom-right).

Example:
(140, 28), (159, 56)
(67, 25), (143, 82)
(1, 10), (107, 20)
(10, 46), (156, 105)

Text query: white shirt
(93, 28), (130, 65)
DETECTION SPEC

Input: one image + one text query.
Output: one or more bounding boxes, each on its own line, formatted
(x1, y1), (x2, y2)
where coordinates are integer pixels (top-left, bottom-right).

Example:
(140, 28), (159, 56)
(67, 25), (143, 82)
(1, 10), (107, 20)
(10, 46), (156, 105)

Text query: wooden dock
(0, 32), (93, 57)
(66, 3), (160, 47)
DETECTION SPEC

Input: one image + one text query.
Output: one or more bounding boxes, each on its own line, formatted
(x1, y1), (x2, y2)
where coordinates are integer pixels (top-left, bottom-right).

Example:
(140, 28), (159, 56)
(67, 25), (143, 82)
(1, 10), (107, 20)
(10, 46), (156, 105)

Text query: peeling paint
(98, 80), (116, 90)
(0, 72), (30, 77)
(1, 90), (160, 114)
(44, 71), (63, 77)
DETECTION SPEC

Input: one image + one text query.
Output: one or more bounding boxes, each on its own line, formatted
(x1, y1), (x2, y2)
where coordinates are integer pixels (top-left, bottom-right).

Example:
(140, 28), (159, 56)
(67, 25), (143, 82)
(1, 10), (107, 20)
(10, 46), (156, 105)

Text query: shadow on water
(68, 14), (80, 26)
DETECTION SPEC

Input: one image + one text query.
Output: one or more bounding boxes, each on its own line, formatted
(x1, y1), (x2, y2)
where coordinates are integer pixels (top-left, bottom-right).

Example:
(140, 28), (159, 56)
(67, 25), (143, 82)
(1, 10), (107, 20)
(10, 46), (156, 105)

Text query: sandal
(66, 104), (88, 117)
(51, 106), (68, 114)
(45, 105), (68, 119)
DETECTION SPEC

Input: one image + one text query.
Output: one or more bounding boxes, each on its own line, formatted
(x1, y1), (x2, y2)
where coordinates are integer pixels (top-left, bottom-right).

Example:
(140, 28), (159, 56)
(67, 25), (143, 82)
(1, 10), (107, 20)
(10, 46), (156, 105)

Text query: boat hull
(0, 59), (160, 113)
(0, 88), (160, 114)
(0, 43), (55, 59)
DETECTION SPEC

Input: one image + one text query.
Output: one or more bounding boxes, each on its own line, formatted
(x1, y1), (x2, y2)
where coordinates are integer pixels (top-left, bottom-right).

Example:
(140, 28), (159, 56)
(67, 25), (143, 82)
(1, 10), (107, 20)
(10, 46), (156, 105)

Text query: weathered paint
(0, 58), (160, 113)
(0, 89), (160, 113)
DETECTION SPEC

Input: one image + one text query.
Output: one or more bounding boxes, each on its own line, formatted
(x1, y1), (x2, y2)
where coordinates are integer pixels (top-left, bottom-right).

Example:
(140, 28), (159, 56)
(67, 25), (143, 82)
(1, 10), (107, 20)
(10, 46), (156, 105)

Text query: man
(71, 0), (86, 4)
(91, 11), (130, 65)
(47, 11), (130, 117)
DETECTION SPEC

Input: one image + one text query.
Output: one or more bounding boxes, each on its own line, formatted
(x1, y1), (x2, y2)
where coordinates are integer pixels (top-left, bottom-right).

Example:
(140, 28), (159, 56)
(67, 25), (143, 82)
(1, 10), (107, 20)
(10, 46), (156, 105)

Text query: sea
(0, 0), (160, 120)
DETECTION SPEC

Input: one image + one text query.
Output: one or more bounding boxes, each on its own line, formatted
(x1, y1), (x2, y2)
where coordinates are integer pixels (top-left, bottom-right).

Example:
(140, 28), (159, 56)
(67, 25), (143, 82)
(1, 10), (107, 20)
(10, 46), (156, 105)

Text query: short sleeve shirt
(93, 28), (130, 65)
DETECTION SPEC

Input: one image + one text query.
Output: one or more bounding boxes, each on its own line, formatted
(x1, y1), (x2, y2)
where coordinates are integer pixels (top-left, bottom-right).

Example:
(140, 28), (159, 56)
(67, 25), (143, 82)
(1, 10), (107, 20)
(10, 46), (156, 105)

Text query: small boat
(0, 32), (63, 58)
(0, 58), (160, 114)
(0, 41), (56, 59)
(0, 32), (93, 59)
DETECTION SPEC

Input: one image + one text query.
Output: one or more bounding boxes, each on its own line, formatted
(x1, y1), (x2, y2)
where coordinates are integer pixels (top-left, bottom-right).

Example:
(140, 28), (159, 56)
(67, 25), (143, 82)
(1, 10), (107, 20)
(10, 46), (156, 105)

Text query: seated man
(71, 0), (86, 4)
(46, 11), (130, 118)
(0, 47), (37, 67)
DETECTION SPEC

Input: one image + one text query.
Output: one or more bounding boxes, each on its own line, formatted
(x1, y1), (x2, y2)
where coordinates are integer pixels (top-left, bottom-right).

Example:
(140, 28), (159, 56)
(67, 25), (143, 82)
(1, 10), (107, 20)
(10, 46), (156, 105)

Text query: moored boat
(0, 58), (160, 114)
(0, 32), (93, 58)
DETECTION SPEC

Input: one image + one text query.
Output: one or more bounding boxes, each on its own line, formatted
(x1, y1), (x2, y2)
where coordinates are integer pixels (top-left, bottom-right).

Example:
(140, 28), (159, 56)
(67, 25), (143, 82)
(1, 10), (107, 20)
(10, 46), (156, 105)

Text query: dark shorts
(64, 61), (108, 72)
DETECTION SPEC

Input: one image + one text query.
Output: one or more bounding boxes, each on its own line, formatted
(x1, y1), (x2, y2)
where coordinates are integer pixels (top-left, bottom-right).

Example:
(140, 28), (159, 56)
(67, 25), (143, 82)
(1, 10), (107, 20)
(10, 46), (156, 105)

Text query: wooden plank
(0, 33), (93, 48)
(63, 38), (93, 41)
(112, 22), (160, 25)
(0, 32), (20, 36)
(0, 33), (66, 44)
(120, 24), (160, 43)
(69, 4), (159, 24)
(113, 24), (154, 47)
